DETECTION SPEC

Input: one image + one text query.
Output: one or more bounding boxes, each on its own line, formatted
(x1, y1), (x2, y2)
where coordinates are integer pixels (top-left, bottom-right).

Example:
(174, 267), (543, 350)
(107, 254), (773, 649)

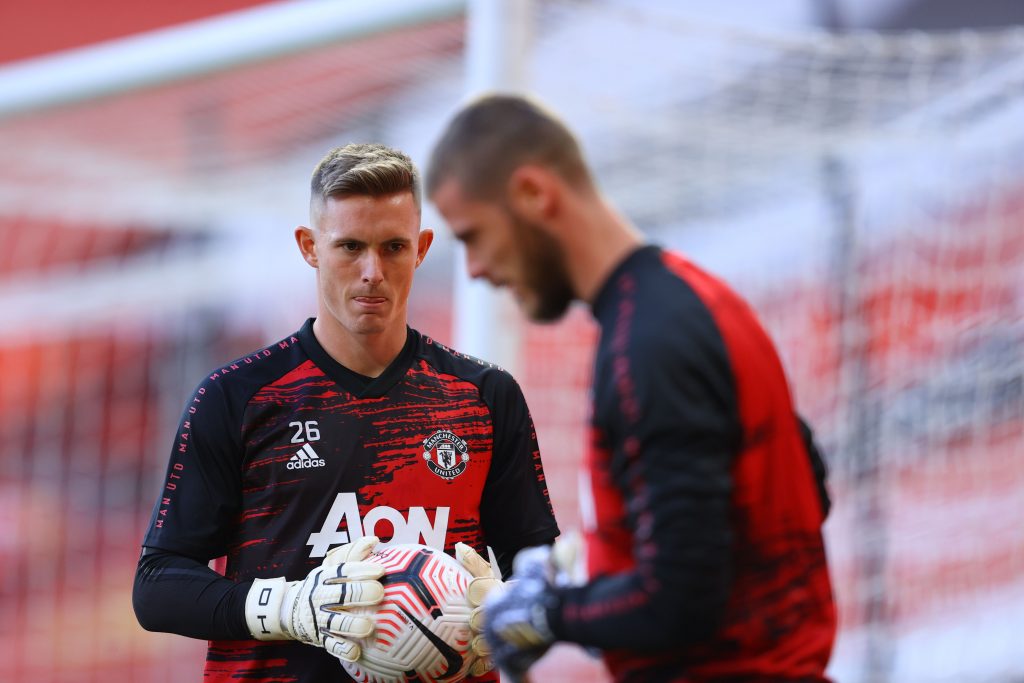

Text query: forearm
(551, 445), (734, 650)
(549, 562), (728, 651)
(132, 547), (252, 640)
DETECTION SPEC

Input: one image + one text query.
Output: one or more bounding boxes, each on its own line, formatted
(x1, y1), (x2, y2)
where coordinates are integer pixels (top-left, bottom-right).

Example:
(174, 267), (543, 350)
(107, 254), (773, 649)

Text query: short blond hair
(310, 143), (421, 223)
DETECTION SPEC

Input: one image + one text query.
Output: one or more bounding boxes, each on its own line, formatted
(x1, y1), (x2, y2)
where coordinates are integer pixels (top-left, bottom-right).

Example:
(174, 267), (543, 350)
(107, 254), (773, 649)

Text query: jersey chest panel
(227, 360), (494, 581)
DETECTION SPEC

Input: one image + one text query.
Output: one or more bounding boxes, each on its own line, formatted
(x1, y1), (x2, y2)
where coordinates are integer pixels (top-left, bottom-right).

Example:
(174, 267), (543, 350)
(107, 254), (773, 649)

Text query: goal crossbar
(0, 0), (465, 121)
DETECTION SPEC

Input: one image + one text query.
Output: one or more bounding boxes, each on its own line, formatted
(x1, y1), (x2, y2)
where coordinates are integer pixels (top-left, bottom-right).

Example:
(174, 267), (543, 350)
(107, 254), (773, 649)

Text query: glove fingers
(455, 542), (496, 579)
(551, 531), (582, 584)
(470, 633), (491, 658)
(467, 576), (501, 608)
(321, 579), (385, 606)
(324, 560), (386, 582)
(321, 612), (375, 639)
(512, 547), (552, 577)
(469, 606), (486, 633)
(468, 633), (495, 677)
(345, 535), (380, 562)
(323, 535), (380, 566)
(502, 622), (548, 648)
(469, 656), (494, 677)
(323, 633), (362, 663)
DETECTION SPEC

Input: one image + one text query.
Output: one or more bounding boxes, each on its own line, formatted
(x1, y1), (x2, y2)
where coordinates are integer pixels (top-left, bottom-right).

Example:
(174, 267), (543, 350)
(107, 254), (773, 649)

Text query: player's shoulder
(412, 331), (520, 393)
(192, 326), (309, 403)
(597, 247), (735, 372)
(594, 249), (743, 415)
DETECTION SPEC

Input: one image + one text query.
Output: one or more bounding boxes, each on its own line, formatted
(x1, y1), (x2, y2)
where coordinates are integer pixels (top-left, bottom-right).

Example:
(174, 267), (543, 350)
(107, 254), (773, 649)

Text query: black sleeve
(797, 415), (831, 518)
(550, 322), (737, 651)
(478, 371), (560, 578)
(142, 376), (244, 560)
(136, 375), (250, 639)
(133, 547), (253, 640)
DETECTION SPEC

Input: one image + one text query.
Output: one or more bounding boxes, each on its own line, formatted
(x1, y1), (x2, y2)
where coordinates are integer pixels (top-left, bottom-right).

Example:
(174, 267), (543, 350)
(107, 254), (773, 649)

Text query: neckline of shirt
(296, 318), (419, 399)
(590, 243), (661, 318)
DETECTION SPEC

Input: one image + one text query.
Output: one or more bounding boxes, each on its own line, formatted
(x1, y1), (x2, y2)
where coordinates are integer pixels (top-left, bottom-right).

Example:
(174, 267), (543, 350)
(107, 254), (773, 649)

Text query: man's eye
(387, 242), (405, 252)
(341, 242), (360, 252)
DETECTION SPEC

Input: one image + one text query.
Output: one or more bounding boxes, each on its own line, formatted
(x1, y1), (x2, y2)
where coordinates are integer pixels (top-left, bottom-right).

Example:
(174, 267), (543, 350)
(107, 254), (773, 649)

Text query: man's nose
(465, 251), (487, 281)
(361, 252), (384, 284)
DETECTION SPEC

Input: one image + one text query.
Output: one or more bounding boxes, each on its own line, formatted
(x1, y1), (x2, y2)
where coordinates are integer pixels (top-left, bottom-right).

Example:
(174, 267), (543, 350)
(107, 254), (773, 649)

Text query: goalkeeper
(132, 143), (559, 682)
(427, 95), (837, 682)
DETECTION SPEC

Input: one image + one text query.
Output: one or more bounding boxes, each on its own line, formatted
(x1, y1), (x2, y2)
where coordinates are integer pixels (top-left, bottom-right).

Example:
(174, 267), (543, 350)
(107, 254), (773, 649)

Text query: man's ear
(507, 165), (559, 222)
(295, 226), (318, 268)
(416, 228), (434, 267)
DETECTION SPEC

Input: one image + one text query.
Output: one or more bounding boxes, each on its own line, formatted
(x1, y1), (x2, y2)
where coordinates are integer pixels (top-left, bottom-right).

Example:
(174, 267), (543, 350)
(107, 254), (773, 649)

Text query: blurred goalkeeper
(132, 143), (559, 682)
(427, 95), (837, 682)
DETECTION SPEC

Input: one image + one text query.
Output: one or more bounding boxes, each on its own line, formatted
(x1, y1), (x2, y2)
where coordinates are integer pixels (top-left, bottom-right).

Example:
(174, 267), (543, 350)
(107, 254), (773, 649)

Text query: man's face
(432, 178), (574, 322)
(299, 191), (431, 338)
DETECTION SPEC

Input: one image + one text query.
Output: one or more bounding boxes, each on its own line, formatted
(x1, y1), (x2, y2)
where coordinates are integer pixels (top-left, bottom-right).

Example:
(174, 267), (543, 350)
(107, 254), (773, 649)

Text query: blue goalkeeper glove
(482, 546), (559, 683)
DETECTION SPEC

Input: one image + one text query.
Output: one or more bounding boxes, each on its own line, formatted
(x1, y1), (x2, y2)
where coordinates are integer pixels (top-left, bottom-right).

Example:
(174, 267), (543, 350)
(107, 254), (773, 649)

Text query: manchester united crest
(422, 429), (469, 480)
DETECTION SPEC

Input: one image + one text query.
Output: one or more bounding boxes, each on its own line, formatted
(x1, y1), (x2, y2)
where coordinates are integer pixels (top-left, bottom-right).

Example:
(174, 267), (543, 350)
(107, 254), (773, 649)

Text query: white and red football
(341, 544), (474, 683)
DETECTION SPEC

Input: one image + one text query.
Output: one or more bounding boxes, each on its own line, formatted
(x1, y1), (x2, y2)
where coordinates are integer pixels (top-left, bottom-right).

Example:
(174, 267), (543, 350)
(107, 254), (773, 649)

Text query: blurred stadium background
(1, 1), (1023, 681)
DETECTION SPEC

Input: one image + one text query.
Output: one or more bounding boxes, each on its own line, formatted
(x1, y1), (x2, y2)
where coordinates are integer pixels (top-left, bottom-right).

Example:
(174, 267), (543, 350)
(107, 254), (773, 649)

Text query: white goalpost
(0, 0), (465, 119)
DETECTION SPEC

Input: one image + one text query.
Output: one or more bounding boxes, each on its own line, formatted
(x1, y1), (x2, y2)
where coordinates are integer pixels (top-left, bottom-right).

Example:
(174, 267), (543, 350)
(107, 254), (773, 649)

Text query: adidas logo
(287, 443), (326, 470)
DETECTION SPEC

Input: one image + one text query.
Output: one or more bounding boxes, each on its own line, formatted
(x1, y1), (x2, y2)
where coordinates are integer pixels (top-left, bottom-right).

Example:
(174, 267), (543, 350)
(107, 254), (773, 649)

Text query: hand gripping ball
(341, 544), (475, 683)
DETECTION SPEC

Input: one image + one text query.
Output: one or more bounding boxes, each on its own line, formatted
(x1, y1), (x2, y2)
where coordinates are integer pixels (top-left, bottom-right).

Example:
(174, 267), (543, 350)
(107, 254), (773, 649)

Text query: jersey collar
(297, 318), (419, 399)
(591, 244), (661, 319)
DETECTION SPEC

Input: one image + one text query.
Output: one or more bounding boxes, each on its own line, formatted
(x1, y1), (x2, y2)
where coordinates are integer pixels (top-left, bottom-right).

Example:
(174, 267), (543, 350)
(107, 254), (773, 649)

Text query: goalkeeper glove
(550, 531), (583, 586)
(455, 543), (504, 677)
(244, 536), (385, 662)
(482, 546), (559, 683)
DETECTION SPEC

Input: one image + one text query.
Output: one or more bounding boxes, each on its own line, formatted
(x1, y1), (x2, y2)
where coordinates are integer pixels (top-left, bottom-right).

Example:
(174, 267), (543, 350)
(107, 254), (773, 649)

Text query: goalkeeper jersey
(142, 319), (558, 683)
(550, 246), (836, 682)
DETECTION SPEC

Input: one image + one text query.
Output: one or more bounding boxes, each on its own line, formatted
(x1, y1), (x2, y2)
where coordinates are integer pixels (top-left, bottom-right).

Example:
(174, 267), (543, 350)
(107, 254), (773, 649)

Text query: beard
(510, 212), (575, 322)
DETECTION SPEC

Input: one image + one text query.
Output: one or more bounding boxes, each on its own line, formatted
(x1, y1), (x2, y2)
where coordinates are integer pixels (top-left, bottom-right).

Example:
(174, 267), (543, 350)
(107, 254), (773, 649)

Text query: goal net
(521, 5), (1024, 683)
(1, 2), (1022, 682)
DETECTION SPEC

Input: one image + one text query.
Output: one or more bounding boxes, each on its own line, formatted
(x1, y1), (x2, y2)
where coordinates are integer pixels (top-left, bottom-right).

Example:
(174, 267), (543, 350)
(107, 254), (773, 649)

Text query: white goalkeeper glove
(550, 531), (583, 586)
(244, 536), (385, 662)
(455, 543), (504, 677)
(482, 546), (558, 683)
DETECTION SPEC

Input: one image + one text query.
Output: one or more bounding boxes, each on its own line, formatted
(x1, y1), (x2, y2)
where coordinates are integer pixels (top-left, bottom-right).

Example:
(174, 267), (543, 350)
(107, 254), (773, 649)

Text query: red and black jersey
(141, 319), (558, 683)
(550, 246), (836, 682)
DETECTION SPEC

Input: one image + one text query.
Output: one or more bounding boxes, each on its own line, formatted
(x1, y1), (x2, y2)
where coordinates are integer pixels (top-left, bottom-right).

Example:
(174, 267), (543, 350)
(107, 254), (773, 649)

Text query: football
(341, 544), (475, 683)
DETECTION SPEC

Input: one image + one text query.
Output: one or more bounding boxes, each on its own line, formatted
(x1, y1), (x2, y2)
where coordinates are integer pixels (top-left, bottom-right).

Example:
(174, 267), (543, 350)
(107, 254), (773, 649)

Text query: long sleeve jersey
(133, 319), (559, 682)
(548, 246), (836, 682)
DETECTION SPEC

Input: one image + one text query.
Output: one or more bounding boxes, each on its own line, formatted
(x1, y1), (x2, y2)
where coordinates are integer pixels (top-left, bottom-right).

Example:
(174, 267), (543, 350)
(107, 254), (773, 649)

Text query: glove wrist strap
(245, 577), (290, 640)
